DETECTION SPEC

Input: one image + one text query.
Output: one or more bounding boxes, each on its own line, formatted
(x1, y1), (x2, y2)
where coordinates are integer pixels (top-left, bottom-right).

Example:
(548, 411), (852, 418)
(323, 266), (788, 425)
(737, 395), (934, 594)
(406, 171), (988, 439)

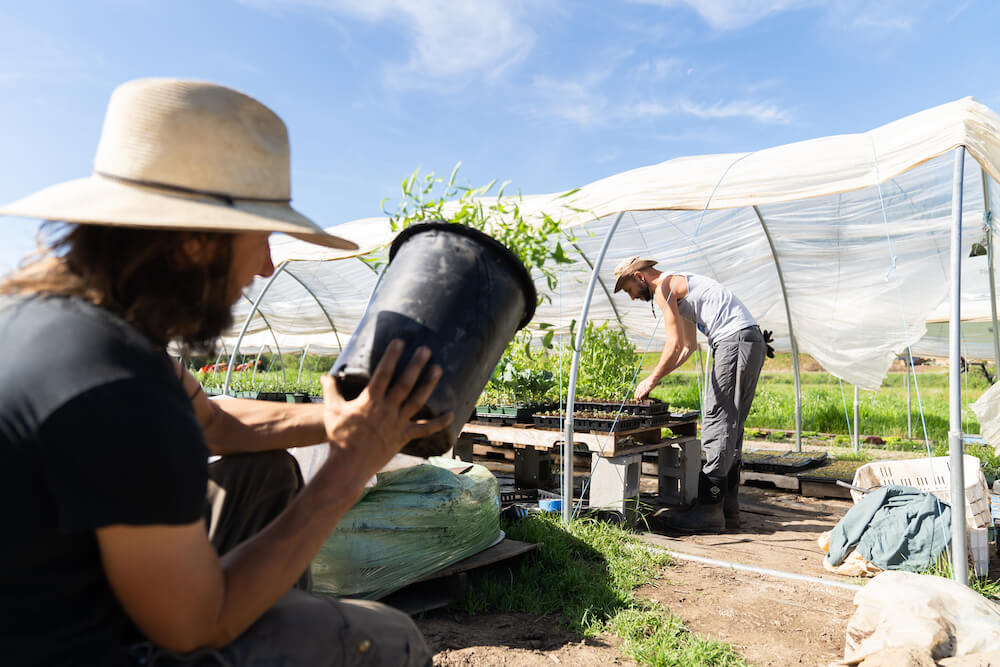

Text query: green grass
(460, 513), (747, 666)
(920, 556), (1000, 600)
(648, 360), (991, 445)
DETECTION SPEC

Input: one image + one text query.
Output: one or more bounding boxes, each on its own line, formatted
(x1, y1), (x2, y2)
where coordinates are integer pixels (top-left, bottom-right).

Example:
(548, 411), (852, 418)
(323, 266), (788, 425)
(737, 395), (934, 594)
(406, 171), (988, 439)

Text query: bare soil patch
(416, 482), (864, 666)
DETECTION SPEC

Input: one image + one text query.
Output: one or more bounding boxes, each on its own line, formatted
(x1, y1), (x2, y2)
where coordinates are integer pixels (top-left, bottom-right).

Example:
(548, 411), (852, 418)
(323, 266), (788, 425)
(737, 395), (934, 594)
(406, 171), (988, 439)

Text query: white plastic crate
(970, 525), (990, 577)
(851, 455), (991, 529)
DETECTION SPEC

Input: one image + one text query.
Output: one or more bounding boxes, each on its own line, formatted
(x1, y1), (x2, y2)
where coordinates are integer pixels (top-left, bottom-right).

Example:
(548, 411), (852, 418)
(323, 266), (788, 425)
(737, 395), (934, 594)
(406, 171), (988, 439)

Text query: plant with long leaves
(379, 163), (575, 296)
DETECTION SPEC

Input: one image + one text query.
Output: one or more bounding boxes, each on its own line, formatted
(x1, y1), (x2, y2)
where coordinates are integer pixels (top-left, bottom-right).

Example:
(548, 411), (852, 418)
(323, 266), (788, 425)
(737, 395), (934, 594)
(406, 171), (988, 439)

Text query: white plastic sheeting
(219, 97), (1000, 391)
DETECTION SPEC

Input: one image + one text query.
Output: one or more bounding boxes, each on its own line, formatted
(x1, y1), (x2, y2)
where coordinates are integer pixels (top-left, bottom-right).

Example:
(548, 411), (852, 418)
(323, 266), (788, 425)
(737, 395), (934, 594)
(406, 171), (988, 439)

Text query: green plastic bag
(311, 457), (500, 600)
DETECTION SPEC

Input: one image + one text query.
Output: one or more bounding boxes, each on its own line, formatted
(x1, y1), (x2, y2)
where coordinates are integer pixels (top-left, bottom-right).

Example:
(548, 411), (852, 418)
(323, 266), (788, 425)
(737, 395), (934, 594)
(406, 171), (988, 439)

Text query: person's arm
(99, 341), (451, 652)
(634, 275), (699, 400)
(176, 363), (326, 456)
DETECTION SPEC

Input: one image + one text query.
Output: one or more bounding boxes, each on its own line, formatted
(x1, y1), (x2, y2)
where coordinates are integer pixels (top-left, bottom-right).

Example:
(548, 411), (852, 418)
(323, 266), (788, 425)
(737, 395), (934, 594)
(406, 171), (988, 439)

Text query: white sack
(842, 570), (1000, 665)
(971, 381), (1000, 452)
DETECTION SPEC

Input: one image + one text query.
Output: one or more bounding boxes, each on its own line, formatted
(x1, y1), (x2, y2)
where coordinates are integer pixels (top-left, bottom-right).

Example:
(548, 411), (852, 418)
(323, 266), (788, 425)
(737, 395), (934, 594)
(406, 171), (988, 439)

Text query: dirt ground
(415, 467), (868, 666)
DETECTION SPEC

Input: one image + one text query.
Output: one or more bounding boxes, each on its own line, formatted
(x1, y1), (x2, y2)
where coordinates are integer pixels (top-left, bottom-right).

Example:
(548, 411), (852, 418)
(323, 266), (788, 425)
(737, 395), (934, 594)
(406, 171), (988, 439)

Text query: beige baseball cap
(613, 256), (657, 293)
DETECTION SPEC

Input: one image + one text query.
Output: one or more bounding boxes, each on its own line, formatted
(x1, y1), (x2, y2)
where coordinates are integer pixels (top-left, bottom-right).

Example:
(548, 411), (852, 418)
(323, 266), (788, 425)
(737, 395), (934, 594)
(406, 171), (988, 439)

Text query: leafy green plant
(381, 163), (575, 295)
(486, 357), (556, 404)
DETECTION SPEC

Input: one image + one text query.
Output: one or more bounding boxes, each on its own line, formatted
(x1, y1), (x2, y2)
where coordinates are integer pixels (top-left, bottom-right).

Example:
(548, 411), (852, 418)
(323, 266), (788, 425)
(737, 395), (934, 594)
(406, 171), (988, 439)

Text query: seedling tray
(572, 399), (670, 417)
(533, 414), (563, 429)
(743, 450), (828, 474)
(796, 459), (866, 483)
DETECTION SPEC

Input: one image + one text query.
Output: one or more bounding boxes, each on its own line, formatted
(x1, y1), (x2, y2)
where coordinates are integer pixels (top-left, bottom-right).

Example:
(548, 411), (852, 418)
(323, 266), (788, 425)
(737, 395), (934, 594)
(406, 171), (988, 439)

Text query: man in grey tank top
(614, 257), (769, 533)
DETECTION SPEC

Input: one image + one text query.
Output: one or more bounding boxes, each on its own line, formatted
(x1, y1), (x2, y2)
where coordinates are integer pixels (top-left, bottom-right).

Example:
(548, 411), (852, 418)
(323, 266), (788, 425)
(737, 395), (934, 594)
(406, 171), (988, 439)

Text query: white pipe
(853, 386), (860, 453)
(948, 147), (969, 585)
(982, 168), (999, 376)
(297, 343), (311, 384)
(753, 206), (802, 451)
(641, 545), (863, 592)
(562, 212), (626, 523)
(905, 361), (912, 440)
(223, 261), (289, 395)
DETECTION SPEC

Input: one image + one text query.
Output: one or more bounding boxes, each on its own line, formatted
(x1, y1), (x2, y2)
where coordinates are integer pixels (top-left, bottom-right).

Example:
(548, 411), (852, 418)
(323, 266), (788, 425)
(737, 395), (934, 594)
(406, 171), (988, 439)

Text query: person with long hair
(0, 78), (448, 666)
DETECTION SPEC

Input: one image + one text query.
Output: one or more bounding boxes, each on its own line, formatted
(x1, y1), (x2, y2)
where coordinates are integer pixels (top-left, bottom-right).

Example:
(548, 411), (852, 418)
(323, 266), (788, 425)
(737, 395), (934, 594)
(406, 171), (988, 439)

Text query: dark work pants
(701, 326), (766, 483)
(129, 451), (432, 667)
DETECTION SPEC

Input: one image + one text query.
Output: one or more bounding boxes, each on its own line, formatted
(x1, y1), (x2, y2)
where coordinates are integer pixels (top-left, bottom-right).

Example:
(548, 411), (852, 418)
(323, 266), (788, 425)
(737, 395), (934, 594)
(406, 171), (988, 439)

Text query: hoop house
(214, 97), (999, 584)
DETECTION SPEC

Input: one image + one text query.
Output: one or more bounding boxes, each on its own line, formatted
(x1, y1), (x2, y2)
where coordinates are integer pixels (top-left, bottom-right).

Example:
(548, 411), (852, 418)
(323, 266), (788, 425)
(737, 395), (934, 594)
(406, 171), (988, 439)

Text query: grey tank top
(673, 273), (756, 347)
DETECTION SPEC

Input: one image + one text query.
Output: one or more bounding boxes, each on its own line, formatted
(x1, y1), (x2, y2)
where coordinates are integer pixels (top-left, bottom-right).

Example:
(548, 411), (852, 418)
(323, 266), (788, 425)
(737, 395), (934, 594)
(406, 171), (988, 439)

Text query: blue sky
(1, 0), (996, 273)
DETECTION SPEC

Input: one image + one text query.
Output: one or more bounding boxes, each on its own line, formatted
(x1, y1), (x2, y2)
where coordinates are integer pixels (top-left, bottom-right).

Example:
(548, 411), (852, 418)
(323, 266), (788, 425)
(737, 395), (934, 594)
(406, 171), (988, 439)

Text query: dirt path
(419, 612), (637, 666)
(639, 560), (854, 666)
(416, 482), (864, 666)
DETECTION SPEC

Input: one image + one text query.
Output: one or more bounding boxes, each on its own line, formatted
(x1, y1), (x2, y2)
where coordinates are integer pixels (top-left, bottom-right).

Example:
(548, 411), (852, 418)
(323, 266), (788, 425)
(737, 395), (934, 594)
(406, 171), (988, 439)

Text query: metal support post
(982, 169), (999, 376)
(563, 212), (625, 523)
(949, 147), (969, 585)
(853, 386), (859, 453)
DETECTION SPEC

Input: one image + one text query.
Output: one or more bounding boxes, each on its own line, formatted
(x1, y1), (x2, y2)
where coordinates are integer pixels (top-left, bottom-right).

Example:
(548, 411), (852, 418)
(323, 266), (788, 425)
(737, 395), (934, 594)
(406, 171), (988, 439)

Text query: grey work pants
(701, 326), (766, 482)
(129, 451), (432, 667)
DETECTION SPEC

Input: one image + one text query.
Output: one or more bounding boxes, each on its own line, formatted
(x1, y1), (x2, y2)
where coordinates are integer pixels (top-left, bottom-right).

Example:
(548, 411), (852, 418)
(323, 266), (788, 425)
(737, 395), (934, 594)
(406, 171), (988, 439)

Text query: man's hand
(319, 339), (453, 480)
(634, 375), (660, 401)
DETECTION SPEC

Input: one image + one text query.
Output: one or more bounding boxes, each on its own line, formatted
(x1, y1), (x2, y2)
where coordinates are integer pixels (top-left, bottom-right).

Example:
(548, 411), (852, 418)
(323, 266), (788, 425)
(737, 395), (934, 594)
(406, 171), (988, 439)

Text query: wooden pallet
(461, 415), (697, 457)
(378, 538), (539, 615)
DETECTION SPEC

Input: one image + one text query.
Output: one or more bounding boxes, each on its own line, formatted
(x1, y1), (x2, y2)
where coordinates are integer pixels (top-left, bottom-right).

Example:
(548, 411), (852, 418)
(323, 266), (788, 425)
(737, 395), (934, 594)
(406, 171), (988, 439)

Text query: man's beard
(638, 279), (654, 302)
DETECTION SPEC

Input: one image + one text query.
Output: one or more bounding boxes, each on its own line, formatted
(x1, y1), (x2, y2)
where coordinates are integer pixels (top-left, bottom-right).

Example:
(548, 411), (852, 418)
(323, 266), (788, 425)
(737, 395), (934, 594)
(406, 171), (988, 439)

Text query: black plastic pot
(331, 222), (536, 457)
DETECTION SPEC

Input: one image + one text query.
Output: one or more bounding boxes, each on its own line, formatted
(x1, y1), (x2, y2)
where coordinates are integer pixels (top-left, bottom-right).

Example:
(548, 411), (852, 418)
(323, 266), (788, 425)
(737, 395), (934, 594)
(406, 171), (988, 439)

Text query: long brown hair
(0, 222), (235, 348)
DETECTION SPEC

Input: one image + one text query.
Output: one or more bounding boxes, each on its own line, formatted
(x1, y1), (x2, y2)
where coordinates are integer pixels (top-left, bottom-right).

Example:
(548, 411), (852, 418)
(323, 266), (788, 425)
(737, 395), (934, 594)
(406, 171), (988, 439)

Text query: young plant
(381, 163), (575, 297)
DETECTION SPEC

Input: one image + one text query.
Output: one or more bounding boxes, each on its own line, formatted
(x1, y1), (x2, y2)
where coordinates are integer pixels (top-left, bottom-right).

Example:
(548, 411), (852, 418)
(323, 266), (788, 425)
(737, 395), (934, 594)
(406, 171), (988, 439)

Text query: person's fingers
(405, 412), (454, 441)
(399, 365), (443, 420)
(365, 339), (405, 400)
(386, 346), (432, 405)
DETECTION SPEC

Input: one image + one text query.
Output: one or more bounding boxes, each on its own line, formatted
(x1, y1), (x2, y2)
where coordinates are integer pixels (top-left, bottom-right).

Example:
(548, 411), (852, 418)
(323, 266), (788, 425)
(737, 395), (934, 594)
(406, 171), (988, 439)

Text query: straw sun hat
(0, 78), (356, 250)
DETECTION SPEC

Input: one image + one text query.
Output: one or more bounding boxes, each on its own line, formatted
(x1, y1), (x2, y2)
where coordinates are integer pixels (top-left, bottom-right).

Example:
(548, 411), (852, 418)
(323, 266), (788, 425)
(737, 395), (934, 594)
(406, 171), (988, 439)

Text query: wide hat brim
(0, 175), (358, 250)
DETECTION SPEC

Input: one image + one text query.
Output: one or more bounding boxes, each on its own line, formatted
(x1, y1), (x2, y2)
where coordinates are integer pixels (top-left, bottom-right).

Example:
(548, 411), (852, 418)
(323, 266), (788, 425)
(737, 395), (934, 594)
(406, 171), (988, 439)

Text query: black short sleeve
(38, 377), (208, 533)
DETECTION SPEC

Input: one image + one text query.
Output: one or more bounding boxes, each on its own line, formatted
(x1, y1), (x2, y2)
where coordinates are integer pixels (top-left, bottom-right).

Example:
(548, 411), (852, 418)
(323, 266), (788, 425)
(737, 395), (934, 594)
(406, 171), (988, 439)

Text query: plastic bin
(969, 525), (989, 577)
(851, 455), (991, 529)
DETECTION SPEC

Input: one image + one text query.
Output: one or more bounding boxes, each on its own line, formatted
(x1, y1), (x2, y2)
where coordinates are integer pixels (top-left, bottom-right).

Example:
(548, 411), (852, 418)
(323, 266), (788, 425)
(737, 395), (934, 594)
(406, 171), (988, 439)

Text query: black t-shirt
(0, 295), (208, 666)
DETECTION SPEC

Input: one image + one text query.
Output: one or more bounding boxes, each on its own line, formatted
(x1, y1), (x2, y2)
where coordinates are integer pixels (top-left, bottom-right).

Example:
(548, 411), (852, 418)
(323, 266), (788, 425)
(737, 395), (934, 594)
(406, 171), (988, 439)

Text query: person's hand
(762, 329), (775, 359)
(319, 340), (453, 480)
(634, 376), (659, 401)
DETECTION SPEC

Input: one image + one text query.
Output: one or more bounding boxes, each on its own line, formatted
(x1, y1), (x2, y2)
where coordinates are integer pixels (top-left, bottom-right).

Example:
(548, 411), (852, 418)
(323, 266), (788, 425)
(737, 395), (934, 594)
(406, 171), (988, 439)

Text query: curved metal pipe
(282, 268), (344, 351)
(570, 240), (626, 331)
(223, 261), (289, 395)
(753, 205), (803, 451)
(562, 212), (626, 523)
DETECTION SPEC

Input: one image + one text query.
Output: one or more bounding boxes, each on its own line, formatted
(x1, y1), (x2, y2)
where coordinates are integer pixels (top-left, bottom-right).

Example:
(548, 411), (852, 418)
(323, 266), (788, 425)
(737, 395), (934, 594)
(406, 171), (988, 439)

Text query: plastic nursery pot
(331, 222), (536, 457)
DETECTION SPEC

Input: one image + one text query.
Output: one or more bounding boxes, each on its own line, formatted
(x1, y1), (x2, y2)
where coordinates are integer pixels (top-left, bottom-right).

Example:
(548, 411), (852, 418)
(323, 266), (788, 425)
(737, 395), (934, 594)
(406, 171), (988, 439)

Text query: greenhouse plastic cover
(221, 97), (1000, 391)
(309, 456), (501, 600)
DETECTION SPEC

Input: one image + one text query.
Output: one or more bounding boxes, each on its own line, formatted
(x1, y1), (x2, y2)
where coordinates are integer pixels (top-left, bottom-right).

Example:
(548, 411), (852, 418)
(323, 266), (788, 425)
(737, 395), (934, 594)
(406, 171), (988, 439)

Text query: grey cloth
(129, 451), (432, 667)
(701, 325), (766, 481)
(826, 485), (952, 572)
(131, 590), (431, 667)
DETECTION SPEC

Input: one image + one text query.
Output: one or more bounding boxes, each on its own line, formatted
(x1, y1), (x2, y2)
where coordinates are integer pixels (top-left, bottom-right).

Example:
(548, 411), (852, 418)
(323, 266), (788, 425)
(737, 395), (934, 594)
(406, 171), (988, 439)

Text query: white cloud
(674, 98), (790, 123)
(528, 65), (792, 127)
(852, 14), (914, 31)
(529, 67), (615, 127)
(628, 0), (820, 30)
(242, 0), (535, 90)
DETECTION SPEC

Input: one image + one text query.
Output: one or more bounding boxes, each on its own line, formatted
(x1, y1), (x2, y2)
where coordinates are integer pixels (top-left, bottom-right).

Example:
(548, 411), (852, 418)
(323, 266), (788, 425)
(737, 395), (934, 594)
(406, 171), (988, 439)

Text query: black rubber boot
(723, 461), (741, 530)
(659, 473), (726, 534)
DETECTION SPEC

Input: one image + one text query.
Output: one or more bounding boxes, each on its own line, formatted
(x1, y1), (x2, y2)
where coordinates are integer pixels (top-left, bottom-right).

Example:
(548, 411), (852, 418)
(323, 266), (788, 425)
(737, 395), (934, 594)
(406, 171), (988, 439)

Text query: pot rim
(389, 221), (538, 329)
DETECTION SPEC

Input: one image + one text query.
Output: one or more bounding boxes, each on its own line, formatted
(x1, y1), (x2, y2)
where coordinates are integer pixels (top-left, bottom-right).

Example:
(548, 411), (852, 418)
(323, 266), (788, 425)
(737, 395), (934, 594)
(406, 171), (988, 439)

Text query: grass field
(196, 351), (995, 446)
(646, 352), (993, 445)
